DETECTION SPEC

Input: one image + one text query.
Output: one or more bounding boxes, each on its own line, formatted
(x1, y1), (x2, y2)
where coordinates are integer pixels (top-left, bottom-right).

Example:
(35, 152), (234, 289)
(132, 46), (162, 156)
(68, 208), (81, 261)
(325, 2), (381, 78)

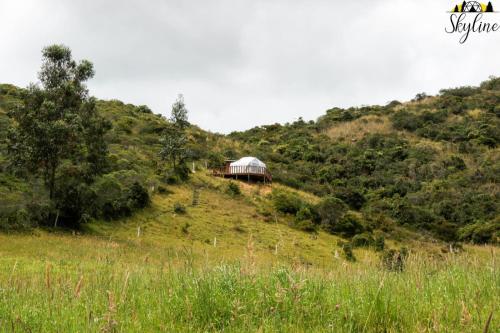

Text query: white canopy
(230, 157), (266, 168)
(229, 157), (267, 175)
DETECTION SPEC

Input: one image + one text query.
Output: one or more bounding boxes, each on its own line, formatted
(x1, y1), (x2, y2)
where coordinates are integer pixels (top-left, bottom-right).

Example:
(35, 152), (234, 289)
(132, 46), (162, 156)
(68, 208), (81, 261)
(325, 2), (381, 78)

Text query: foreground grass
(0, 233), (498, 332)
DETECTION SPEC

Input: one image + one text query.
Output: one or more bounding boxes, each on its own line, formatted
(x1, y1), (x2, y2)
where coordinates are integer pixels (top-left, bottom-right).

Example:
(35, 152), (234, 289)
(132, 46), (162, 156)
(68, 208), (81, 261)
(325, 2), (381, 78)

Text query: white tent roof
(230, 157), (266, 168)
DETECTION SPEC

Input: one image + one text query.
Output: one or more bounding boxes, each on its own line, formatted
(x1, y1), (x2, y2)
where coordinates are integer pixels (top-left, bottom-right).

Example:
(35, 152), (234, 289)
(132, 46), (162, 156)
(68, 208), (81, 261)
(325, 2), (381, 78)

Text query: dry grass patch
(326, 115), (393, 143)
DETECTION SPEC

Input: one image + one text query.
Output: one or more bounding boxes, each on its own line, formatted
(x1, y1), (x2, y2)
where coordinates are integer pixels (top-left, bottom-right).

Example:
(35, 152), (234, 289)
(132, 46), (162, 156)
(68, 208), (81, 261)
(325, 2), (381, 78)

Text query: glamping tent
(213, 156), (272, 183)
(229, 157), (266, 174)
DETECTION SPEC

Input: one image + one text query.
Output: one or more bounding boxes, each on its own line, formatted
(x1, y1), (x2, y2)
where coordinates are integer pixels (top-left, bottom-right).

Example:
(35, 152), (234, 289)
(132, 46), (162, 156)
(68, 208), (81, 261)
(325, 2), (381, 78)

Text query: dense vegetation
(0, 45), (499, 246)
(228, 80), (500, 244)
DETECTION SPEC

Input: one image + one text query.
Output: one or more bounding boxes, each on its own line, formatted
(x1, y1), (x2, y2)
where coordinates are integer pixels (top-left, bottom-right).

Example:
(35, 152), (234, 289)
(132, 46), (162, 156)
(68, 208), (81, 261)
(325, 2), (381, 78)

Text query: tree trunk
(49, 165), (56, 200)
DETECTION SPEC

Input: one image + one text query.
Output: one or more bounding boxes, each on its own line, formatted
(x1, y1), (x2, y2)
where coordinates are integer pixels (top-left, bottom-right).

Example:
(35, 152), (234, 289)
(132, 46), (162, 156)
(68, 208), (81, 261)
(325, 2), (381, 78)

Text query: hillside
(1, 76), (499, 332)
(228, 79), (500, 243)
(1, 77), (499, 248)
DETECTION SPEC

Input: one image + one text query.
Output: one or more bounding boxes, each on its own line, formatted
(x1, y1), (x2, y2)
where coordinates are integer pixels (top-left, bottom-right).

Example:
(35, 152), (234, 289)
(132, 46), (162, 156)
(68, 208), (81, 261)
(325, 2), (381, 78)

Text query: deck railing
(212, 165), (272, 182)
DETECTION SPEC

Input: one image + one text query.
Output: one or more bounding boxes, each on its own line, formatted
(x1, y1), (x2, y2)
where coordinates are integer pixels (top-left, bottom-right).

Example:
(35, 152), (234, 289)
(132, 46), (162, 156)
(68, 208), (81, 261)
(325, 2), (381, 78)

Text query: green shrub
(226, 182), (241, 196)
(157, 185), (170, 194)
(458, 220), (499, 244)
(174, 202), (187, 214)
(332, 187), (366, 210)
(341, 242), (356, 262)
(374, 235), (385, 252)
(136, 105), (152, 114)
(207, 152), (225, 169)
(295, 206), (313, 221)
(351, 232), (374, 247)
(293, 219), (317, 233)
(127, 182), (150, 209)
(325, 211), (364, 237)
(272, 190), (304, 215)
(315, 197), (348, 233)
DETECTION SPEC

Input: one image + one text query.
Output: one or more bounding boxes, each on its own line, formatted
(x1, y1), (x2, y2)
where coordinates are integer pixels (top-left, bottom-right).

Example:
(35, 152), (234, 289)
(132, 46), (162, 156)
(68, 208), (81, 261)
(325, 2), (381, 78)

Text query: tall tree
(170, 94), (189, 130)
(159, 124), (187, 169)
(7, 45), (110, 202)
(486, 2), (494, 12)
(160, 96), (190, 173)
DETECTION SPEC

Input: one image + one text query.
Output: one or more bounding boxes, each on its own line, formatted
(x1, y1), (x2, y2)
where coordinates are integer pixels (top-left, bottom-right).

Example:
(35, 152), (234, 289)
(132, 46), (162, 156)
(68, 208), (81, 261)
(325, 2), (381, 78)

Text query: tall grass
(0, 240), (497, 332)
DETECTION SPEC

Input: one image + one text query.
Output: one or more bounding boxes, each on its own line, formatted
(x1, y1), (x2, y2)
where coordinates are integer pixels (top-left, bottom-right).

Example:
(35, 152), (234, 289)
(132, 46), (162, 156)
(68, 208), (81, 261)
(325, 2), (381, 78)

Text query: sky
(1, 0), (499, 133)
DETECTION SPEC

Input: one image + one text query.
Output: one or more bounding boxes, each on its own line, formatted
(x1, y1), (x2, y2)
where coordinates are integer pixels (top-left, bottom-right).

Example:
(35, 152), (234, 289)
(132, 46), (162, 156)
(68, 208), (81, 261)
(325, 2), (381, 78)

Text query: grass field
(0, 175), (498, 332)
(0, 233), (497, 332)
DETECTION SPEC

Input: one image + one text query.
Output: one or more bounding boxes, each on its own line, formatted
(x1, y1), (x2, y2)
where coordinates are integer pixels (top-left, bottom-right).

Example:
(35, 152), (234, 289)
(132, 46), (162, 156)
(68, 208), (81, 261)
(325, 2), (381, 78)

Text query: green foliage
(127, 182), (150, 209)
(374, 235), (385, 252)
(5, 45), (110, 227)
(136, 105), (152, 114)
(170, 94), (189, 130)
(340, 242), (356, 262)
(458, 220), (499, 244)
(0, 237), (496, 332)
(226, 182), (241, 196)
(160, 124), (188, 169)
(334, 212), (365, 237)
(351, 232), (374, 247)
(315, 197), (348, 234)
(174, 202), (187, 214)
(272, 190), (304, 215)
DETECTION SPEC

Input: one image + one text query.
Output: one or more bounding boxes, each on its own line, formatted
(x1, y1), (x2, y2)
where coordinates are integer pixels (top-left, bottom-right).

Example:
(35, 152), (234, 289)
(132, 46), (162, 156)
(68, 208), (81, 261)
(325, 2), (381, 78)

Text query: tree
(453, 5), (459, 12)
(160, 96), (190, 172)
(486, 2), (494, 12)
(7, 45), (109, 221)
(159, 124), (188, 169)
(170, 94), (189, 130)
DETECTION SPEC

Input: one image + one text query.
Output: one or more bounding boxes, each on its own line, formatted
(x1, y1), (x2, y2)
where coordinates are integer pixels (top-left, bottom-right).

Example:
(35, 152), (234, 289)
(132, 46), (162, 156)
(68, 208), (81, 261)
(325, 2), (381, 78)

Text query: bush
(127, 182), (150, 209)
(136, 105), (152, 114)
(0, 208), (35, 231)
(157, 185), (170, 194)
(295, 206), (313, 221)
(328, 211), (364, 237)
(174, 202), (187, 214)
(341, 242), (356, 262)
(458, 220), (499, 244)
(351, 232), (374, 247)
(207, 152), (225, 169)
(315, 197), (348, 233)
(333, 188), (366, 210)
(374, 235), (385, 252)
(293, 219), (317, 233)
(272, 190), (304, 215)
(226, 182), (241, 196)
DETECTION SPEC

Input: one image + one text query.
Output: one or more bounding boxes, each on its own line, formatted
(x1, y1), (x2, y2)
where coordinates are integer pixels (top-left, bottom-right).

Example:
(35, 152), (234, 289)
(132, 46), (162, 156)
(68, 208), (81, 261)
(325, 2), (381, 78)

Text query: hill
(1, 77), (499, 246)
(1, 70), (499, 332)
(228, 80), (500, 243)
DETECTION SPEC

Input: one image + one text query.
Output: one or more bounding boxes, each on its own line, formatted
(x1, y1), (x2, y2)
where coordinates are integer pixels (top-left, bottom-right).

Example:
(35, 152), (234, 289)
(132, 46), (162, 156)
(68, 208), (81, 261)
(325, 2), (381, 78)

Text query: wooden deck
(212, 165), (272, 183)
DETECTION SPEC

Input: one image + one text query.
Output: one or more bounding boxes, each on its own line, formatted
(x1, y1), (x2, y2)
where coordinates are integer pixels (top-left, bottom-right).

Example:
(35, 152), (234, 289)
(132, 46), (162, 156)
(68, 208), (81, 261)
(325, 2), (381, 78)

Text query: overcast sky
(1, 1), (499, 133)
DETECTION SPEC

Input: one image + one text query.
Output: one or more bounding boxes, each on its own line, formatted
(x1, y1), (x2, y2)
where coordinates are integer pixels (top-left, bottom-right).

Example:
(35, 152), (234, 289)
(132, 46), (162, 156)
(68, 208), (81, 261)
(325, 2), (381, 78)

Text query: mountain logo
(446, 1), (499, 43)
(451, 1), (495, 13)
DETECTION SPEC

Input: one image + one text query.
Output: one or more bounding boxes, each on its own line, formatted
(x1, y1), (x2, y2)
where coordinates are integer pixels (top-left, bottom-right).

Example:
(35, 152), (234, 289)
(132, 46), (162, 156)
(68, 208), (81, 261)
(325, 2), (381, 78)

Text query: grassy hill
(1, 78), (499, 332)
(1, 78), (500, 245)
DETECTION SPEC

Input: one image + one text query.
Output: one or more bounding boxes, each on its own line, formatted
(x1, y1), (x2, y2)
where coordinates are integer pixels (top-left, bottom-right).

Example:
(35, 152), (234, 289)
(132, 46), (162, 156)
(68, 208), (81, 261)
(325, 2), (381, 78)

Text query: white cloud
(1, 0), (499, 133)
